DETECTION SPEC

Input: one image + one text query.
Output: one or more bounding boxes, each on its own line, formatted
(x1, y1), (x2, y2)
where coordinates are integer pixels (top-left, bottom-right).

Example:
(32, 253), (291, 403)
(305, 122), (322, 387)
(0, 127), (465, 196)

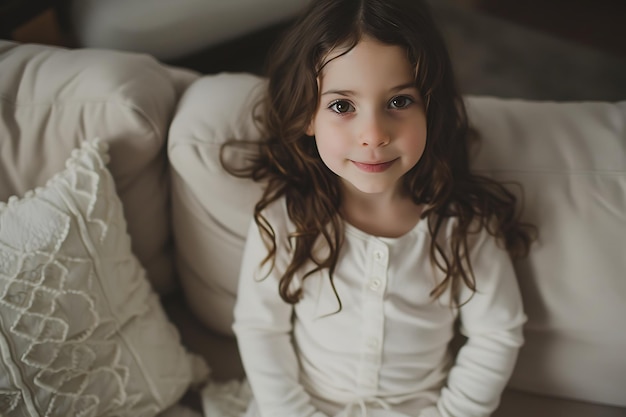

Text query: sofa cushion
(0, 40), (180, 294)
(168, 73), (626, 408)
(466, 97), (626, 406)
(493, 388), (626, 417)
(168, 73), (265, 335)
(0, 139), (208, 416)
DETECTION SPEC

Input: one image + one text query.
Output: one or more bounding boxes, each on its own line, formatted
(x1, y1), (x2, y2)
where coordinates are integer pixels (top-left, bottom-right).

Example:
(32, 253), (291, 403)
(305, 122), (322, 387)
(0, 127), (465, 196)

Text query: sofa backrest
(168, 72), (626, 407)
(0, 40), (191, 294)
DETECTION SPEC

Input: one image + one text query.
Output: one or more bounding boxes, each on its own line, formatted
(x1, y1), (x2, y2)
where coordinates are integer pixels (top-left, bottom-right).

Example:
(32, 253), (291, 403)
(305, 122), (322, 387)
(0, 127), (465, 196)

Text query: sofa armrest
(67, 0), (309, 60)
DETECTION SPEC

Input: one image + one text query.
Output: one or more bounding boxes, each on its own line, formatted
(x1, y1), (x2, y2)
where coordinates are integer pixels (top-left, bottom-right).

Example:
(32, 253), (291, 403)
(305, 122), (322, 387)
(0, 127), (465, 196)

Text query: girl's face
(307, 36), (427, 197)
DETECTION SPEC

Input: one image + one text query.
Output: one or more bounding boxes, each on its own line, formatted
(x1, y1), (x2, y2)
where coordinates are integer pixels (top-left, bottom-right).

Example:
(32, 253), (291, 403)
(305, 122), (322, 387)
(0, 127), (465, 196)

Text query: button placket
(368, 246), (387, 292)
(357, 241), (389, 393)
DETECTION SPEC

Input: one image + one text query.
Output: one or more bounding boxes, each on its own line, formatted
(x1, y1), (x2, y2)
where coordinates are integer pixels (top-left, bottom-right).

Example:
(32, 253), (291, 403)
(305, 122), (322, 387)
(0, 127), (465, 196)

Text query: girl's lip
(351, 158), (397, 173)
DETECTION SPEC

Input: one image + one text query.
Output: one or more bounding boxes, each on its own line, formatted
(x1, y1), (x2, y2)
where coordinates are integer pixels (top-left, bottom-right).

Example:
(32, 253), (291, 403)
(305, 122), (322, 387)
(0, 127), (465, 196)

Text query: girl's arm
(420, 226), (527, 417)
(233, 218), (330, 417)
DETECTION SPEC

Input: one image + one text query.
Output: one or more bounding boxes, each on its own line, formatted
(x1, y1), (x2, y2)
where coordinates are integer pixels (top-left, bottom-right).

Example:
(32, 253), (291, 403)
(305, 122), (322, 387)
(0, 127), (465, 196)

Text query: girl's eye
(329, 100), (355, 114)
(389, 96), (414, 109)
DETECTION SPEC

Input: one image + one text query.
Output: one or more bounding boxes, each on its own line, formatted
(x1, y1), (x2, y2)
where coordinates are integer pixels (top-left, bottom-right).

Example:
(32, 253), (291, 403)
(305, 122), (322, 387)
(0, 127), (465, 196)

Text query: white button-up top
(233, 199), (526, 417)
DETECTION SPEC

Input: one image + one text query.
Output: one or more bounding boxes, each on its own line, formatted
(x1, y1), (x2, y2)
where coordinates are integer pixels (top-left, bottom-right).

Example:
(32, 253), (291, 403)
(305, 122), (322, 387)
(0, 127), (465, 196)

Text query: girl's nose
(359, 113), (390, 147)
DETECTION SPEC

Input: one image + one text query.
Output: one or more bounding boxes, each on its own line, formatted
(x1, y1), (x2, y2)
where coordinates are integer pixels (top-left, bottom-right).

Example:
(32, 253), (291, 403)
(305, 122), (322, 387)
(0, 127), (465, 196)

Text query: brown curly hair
(222, 0), (535, 307)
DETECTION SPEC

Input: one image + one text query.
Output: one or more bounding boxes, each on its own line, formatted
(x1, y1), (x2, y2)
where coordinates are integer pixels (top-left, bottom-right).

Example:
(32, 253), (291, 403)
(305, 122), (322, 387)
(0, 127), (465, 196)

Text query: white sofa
(1, 40), (625, 417)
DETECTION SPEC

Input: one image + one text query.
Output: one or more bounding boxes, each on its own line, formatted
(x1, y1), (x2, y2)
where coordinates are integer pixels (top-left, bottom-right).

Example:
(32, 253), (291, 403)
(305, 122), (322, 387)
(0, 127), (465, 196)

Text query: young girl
(226, 0), (535, 416)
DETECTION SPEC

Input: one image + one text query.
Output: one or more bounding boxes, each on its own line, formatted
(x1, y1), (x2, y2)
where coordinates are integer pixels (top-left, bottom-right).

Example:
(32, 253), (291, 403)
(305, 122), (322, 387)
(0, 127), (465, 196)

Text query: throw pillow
(0, 139), (208, 417)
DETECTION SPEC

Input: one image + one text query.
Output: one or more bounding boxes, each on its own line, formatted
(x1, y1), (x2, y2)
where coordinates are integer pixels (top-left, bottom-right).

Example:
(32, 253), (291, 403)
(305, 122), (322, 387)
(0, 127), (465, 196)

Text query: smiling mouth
(351, 158), (397, 173)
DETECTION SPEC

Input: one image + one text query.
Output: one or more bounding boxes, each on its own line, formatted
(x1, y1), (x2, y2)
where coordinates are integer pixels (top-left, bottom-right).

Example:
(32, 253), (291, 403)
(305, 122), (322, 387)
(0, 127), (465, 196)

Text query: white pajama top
(233, 198), (526, 417)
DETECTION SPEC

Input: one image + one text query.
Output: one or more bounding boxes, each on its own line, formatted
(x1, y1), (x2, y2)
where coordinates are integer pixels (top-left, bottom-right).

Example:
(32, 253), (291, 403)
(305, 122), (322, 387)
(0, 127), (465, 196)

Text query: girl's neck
(339, 182), (423, 238)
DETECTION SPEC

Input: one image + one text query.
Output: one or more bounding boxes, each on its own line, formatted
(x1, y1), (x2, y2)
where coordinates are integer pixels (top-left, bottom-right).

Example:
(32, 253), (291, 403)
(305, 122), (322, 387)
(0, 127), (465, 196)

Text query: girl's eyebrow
(320, 89), (355, 97)
(390, 82), (418, 92)
(321, 82), (417, 97)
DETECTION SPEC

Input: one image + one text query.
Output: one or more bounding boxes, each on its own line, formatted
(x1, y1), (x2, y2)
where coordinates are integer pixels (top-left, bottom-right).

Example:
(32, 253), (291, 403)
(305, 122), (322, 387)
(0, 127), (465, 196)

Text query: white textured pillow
(0, 140), (208, 416)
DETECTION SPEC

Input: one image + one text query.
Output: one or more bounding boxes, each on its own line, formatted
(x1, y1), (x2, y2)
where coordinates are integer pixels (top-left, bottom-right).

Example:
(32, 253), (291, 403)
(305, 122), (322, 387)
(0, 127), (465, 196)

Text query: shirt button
(367, 338), (379, 349)
(369, 279), (382, 290)
(374, 250), (386, 262)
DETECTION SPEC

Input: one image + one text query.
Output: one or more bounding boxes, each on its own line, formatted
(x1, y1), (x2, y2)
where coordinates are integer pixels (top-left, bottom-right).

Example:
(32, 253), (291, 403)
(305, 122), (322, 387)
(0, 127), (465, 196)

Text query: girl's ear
(306, 120), (315, 137)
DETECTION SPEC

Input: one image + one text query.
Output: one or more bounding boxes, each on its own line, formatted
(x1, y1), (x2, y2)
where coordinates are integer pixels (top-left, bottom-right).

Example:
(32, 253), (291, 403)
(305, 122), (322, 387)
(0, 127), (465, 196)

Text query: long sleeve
(233, 217), (329, 417)
(423, 227), (527, 417)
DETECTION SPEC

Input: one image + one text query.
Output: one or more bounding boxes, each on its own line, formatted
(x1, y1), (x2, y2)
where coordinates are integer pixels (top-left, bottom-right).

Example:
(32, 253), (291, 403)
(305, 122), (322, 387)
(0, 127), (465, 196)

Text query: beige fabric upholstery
(168, 74), (265, 334)
(168, 73), (626, 408)
(493, 388), (626, 417)
(0, 40), (187, 294)
(466, 97), (626, 406)
(69, 0), (310, 60)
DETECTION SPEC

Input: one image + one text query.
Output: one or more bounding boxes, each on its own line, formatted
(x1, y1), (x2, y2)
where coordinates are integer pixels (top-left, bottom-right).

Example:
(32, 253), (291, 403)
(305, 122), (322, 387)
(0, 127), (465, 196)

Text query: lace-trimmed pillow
(0, 140), (208, 417)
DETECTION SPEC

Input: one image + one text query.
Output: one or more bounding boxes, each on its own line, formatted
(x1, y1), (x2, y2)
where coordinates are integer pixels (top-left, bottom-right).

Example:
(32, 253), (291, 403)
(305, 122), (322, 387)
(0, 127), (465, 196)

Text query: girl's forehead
(317, 37), (414, 88)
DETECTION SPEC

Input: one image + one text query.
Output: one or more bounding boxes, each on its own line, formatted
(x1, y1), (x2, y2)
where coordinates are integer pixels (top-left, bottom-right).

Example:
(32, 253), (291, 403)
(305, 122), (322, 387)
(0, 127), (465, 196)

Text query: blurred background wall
(8, 0), (625, 57)
(3, 0), (625, 100)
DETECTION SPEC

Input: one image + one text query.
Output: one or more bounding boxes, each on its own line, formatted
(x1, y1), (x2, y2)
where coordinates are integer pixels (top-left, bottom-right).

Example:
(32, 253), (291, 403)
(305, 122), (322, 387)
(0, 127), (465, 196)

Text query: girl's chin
(340, 178), (401, 196)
